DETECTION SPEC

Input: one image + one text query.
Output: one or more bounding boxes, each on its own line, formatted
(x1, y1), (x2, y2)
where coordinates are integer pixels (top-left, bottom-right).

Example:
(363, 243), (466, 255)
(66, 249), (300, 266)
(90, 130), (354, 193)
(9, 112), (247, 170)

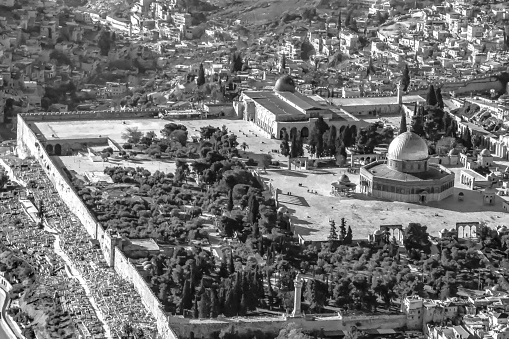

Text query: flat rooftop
(243, 91), (330, 118)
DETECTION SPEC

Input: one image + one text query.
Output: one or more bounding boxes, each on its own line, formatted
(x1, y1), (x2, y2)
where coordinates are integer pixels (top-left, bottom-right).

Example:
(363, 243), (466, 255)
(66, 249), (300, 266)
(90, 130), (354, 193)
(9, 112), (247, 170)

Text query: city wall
(19, 109), (162, 122)
(113, 249), (178, 339)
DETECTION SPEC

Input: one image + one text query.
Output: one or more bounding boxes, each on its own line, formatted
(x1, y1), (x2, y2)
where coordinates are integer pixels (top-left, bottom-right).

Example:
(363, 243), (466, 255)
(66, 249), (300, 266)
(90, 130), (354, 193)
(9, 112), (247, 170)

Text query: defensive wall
(166, 312), (409, 338)
(13, 113), (419, 339)
(325, 75), (503, 99)
(19, 109), (162, 122)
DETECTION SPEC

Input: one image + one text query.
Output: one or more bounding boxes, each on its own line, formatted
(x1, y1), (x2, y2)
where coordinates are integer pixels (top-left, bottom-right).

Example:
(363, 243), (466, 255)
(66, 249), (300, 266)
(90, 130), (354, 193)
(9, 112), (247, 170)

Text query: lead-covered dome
(274, 75), (296, 93)
(388, 131), (429, 161)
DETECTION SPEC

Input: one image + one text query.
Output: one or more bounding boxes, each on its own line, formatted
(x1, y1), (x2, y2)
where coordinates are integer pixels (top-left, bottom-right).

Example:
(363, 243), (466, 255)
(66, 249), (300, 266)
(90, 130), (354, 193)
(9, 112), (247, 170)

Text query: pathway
(51, 231), (112, 339)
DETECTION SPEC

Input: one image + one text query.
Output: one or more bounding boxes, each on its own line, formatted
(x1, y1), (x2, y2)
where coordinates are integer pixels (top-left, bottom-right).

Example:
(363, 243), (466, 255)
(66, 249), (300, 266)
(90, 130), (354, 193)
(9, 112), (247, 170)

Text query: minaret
(396, 81), (402, 105)
(292, 273), (303, 317)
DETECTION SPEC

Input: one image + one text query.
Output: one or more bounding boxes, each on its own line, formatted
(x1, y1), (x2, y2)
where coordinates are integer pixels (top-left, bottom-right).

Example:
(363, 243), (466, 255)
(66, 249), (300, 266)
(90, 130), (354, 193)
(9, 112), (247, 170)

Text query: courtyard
(261, 165), (509, 242)
(33, 117), (509, 241)
(35, 118), (287, 176)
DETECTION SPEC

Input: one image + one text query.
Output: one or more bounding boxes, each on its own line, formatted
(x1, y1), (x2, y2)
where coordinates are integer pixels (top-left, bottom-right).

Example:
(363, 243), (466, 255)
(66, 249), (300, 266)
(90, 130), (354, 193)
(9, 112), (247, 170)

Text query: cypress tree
(339, 218), (346, 241)
(227, 189), (233, 212)
(400, 110), (407, 133)
(198, 290), (211, 318)
(239, 293), (248, 316)
(280, 129), (290, 156)
(345, 226), (353, 244)
(327, 125), (337, 156)
(224, 284), (238, 316)
(210, 289), (219, 318)
(197, 63), (206, 86)
(253, 222), (259, 238)
(328, 220), (338, 241)
(192, 297), (199, 318)
(248, 194), (259, 225)
(290, 129), (299, 158)
(462, 128), (472, 149)
(337, 11), (342, 31)
(426, 84), (437, 106)
(228, 249), (235, 275)
(435, 87), (444, 109)
(180, 280), (193, 313)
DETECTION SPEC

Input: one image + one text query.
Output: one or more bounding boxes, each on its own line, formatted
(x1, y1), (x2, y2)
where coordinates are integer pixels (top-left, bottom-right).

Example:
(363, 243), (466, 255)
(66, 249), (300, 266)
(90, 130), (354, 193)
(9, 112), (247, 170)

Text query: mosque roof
(388, 131), (429, 161)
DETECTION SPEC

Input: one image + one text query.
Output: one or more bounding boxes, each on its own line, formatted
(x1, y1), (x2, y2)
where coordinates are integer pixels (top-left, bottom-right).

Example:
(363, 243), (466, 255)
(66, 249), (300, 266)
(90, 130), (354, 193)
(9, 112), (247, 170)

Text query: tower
(396, 81), (402, 105)
(292, 273), (303, 317)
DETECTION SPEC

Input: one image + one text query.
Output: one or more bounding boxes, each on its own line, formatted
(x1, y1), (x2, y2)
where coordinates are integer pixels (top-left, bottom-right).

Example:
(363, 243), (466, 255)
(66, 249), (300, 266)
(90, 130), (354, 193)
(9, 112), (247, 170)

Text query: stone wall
(338, 314), (408, 330)
(20, 109), (161, 122)
(113, 249), (178, 339)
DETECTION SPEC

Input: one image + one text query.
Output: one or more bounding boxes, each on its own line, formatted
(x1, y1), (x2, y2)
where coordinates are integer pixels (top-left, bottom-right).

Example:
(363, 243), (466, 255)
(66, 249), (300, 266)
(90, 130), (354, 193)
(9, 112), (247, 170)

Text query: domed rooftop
(274, 75), (296, 93)
(338, 174), (351, 183)
(388, 132), (429, 161)
(480, 148), (492, 156)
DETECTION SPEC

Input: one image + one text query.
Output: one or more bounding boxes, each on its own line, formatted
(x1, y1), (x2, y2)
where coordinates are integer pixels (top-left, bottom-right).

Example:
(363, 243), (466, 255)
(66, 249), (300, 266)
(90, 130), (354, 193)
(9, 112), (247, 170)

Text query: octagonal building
(359, 132), (455, 203)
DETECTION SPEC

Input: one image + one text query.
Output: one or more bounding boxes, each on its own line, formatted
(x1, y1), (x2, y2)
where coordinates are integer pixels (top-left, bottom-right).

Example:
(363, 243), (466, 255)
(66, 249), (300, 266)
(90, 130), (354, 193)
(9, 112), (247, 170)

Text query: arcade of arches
(46, 143), (62, 156)
(280, 127), (309, 139)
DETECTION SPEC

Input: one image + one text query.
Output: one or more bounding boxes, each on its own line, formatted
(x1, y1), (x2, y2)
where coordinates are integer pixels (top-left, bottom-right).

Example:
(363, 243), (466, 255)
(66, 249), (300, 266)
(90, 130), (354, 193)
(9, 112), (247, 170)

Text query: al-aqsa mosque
(359, 131), (456, 203)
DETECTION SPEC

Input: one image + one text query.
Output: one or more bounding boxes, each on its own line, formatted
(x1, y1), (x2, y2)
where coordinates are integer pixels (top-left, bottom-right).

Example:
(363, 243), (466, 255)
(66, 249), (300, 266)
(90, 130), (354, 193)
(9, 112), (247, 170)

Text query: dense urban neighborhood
(1, 0), (509, 338)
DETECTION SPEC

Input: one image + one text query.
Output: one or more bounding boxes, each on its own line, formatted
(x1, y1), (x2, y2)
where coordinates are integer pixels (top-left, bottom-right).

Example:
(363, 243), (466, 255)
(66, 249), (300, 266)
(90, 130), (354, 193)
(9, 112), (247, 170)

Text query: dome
(274, 75), (296, 93)
(388, 132), (429, 161)
(338, 174), (351, 183)
(480, 149), (492, 156)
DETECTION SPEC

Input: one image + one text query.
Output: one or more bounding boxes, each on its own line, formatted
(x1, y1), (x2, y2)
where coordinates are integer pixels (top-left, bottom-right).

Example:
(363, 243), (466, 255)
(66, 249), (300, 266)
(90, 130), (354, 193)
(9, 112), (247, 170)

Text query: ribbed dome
(388, 132), (429, 161)
(274, 75), (296, 93)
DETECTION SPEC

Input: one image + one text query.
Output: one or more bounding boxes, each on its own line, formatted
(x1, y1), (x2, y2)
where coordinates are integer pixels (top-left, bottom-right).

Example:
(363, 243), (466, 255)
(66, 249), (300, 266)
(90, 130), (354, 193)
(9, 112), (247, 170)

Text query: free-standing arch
(301, 127), (309, 138)
(54, 144), (62, 156)
(46, 144), (54, 154)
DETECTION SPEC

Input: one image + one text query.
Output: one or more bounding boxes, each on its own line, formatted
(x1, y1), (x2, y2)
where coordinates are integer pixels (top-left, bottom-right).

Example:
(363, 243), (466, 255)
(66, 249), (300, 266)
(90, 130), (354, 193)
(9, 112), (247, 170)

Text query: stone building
(359, 132), (455, 203)
(235, 75), (366, 140)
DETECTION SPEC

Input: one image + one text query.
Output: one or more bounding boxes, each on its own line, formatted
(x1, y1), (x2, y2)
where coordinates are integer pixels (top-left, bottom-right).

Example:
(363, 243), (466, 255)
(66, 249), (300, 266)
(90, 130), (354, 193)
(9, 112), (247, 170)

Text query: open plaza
(28, 116), (509, 242)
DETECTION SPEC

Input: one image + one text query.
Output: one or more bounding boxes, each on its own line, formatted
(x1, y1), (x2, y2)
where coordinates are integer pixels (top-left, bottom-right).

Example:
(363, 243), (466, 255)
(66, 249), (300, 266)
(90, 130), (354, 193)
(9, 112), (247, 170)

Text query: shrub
(123, 143), (133, 149)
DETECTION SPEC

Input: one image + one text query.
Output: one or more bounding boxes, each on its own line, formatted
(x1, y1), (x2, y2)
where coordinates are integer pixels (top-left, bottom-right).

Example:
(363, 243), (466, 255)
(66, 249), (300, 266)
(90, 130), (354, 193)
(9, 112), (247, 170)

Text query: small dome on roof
(388, 132), (429, 161)
(338, 174), (351, 183)
(480, 149), (492, 156)
(274, 75), (296, 93)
